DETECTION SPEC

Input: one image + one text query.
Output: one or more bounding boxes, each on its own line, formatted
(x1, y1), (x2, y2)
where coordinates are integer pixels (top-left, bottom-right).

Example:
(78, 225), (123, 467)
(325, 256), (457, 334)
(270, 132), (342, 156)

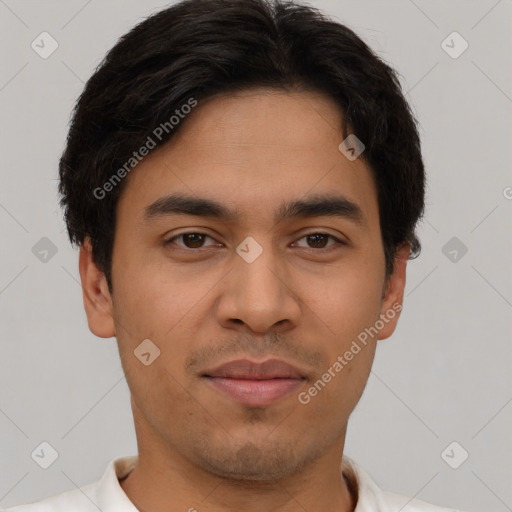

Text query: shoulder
(342, 456), (466, 512)
(1, 456), (138, 512)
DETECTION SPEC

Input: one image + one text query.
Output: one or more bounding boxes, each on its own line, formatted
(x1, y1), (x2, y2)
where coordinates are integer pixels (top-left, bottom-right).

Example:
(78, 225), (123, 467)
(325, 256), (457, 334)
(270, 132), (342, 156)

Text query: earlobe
(377, 243), (410, 340)
(78, 237), (116, 338)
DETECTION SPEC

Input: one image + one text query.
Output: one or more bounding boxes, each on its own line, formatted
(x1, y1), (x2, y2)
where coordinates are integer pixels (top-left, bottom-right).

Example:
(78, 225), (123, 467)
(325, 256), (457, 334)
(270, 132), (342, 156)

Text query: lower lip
(204, 377), (304, 407)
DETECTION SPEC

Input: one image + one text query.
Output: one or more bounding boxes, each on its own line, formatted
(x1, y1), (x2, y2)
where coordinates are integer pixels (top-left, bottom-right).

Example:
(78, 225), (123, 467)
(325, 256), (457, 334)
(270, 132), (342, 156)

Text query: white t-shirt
(3, 455), (464, 512)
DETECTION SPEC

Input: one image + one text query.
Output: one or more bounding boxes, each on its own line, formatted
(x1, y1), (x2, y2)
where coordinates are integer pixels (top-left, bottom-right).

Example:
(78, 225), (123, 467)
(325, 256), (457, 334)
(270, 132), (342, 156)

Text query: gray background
(1, 0), (511, 510)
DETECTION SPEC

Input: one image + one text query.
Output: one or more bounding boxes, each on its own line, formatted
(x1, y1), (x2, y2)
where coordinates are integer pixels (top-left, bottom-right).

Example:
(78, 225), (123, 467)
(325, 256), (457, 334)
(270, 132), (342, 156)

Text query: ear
(377, 243), (410, 340)
(78, 237), (116, 338)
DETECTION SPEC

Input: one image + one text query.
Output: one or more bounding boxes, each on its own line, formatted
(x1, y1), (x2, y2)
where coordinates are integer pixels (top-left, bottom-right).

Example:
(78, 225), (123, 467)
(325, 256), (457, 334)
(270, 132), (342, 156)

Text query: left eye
(292, 233), (343, 250)
(164, 232), (344, 250)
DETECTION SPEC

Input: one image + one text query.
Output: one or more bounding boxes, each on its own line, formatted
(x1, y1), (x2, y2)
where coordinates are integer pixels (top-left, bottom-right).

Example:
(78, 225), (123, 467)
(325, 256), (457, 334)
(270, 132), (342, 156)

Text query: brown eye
(165, 232), (217, 250)
(306, 233), (330, 248)
(293, 232), (344, 250)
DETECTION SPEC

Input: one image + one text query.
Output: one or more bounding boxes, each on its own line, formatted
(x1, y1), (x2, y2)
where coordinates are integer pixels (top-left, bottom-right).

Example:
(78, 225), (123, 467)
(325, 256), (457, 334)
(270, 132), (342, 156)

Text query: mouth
(202, 358), (307, 407)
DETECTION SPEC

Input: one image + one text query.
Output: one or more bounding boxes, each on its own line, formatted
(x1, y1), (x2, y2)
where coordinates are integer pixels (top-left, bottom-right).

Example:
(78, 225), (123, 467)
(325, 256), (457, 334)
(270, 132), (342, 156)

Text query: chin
(191, 440), (316, 482)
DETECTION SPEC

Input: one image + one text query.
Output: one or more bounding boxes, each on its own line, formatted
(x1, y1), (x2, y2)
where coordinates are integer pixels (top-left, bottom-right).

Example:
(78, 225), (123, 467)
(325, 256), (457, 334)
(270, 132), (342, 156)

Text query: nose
(216, 241), (301, 334)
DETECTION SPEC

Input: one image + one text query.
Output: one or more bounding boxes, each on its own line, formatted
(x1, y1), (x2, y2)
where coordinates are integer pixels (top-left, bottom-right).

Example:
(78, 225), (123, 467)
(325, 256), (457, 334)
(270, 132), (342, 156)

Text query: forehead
(170, 88), (345, 161)
(117, 88), (379, 230)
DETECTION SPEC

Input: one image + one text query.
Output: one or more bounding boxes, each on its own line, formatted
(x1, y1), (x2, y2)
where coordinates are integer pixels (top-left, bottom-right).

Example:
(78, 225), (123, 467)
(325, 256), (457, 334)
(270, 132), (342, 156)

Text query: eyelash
(163, 231), (346, 253)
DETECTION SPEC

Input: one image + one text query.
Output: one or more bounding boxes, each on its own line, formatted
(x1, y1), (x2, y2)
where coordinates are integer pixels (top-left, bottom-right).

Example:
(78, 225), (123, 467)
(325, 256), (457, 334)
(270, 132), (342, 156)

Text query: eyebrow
(143, 192), (366, 226)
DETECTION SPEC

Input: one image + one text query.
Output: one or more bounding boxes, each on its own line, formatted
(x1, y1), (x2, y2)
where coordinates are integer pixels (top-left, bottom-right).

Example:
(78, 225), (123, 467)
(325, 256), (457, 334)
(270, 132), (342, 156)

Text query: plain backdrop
(0, 1), (511, 510)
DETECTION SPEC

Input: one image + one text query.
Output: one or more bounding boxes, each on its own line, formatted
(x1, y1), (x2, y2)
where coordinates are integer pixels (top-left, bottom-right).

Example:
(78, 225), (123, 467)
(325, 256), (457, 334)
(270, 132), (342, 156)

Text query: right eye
(163, 232), (221, 250)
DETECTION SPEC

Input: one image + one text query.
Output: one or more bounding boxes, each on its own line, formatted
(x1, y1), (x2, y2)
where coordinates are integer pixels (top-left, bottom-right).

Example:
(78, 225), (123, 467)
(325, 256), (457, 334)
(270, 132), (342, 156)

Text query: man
(5, 0), (466, 510)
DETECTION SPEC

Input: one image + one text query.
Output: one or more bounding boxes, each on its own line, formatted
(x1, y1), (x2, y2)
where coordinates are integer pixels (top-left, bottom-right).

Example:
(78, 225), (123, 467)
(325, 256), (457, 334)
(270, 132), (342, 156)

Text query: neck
(120, 438), (356, 512)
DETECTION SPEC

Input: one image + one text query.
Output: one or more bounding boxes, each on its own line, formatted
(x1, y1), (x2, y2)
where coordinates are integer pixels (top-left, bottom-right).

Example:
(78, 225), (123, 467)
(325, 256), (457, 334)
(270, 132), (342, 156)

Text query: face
(80, 88), (408, 481)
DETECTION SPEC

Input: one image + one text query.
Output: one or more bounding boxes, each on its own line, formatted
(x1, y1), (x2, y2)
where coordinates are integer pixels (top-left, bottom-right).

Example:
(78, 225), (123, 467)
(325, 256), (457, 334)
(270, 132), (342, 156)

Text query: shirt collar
(95, 456), (139, 512)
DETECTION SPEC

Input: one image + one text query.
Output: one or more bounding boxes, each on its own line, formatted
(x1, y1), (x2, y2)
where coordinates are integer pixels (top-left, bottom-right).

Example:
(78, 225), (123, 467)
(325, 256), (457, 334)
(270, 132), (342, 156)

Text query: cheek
(304, 262), (384, 337)
(299, 264), (383, 404)
(296, 347), (376, 430)
(129, 362), (203, 438)
(111, 262), (212, 395)
(112, 255), (203, 340)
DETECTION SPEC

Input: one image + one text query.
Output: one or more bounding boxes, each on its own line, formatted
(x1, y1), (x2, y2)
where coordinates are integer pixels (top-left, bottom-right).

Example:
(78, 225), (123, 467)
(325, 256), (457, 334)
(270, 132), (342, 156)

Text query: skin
(79, 87), (410, 512)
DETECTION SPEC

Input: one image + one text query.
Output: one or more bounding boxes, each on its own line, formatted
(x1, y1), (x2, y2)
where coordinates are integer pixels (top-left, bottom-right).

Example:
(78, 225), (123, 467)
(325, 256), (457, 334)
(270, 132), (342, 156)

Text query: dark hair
(59, 0), (425, 293)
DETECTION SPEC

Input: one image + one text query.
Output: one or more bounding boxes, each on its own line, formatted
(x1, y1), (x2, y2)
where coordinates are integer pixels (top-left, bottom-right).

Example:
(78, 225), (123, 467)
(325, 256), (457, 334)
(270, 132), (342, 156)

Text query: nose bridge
(218, 233), (300, 332)
(235, 234), (285, 304)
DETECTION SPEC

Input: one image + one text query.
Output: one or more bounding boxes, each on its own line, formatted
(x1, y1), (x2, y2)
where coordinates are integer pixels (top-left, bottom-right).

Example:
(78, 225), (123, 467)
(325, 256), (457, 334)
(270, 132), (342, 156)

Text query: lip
(202, 358), (306, 407)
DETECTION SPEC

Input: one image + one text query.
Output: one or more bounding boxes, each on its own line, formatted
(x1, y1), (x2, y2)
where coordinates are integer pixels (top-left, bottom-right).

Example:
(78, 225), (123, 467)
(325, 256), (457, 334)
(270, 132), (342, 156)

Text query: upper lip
(202, 358), (305, 380)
